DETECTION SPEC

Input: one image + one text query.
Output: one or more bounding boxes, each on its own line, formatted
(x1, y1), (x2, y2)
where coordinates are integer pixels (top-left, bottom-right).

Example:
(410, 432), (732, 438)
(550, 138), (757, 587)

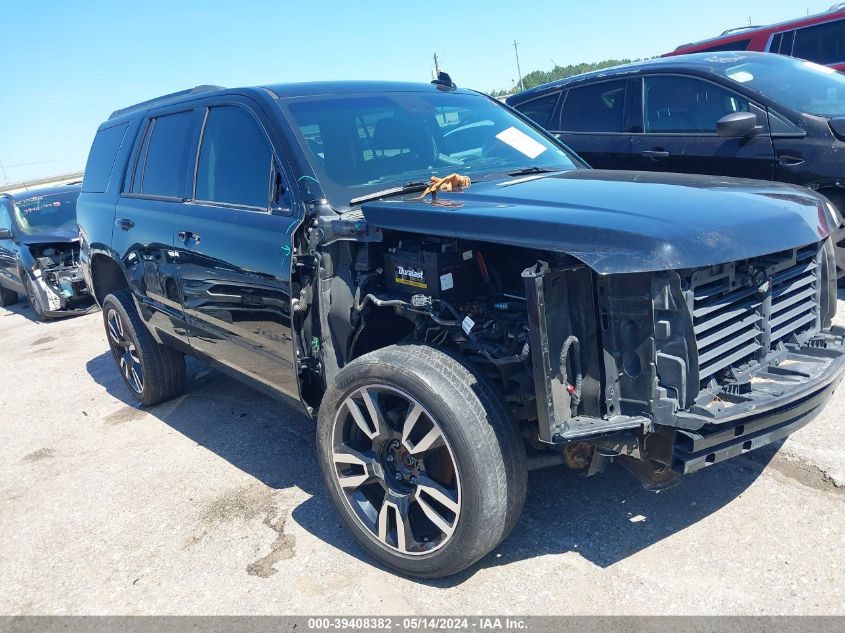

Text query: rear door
(111, 107), (198, 345)
(172, 98), (301, 398)
(630, 74), (775, 180)
(553, 78), (637, 169)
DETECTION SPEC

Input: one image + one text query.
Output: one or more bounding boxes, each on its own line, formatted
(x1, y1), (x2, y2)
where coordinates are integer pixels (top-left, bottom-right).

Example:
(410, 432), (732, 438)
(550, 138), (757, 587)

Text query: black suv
(0, 183), (95, 319)
(78, 78), (845, 578)
(507, 52), (845, 274)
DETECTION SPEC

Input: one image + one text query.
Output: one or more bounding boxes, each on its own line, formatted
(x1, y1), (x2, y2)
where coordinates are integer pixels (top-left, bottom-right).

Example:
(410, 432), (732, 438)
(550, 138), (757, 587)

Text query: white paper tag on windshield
(495, 126), (548, 159)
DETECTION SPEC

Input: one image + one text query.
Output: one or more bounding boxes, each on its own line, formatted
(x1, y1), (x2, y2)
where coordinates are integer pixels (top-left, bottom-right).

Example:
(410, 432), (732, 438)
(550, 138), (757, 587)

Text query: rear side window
(514, 93), (559, 128)
(82, 123), (129, 193)
(792, 19), (845, 65)
(132, 111), (195, 198)
(644, 76), (750, 133)
(560, 80), (627, 132)
(694, 38), (752, 53)
(195, 106), (272, 209)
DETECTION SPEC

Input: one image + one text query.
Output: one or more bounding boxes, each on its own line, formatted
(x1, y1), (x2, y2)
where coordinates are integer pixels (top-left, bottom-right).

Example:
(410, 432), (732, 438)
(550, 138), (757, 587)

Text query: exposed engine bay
(294, 223), (845, 491)
(27, 242), (95, 315)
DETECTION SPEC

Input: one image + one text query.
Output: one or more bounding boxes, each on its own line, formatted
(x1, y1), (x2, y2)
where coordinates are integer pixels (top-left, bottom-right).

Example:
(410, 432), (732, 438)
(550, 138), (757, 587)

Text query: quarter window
(83, 123), (129, 193)
(644, 76), (751, 133)
(195, 106), (272, 209)
(132, 111), (195, 198)
(515, 93), (559, 128)
(559, 80), (627, 133)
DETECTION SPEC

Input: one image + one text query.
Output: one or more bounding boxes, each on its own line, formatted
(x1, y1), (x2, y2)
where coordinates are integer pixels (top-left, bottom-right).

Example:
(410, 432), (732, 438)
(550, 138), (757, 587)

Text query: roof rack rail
(719, 25), (761, 35)
(830, 2), (845, 11)
(108, 85), (225, 120)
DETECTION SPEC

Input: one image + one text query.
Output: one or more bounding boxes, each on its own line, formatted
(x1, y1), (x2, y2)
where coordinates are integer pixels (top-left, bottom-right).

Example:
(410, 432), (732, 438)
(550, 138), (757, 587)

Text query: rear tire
(316, 344), (527, 578)
(0, 286), (18, 307)
(102, 289), (187, 406)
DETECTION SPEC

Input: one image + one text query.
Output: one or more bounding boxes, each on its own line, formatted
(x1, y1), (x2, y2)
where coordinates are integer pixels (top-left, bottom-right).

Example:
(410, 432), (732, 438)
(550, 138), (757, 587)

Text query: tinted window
(82, 123), (128, 193)
(285, 93), (578, 210)
(696, 38), (752, 53)
(560, 80), (627, 132)
(792, 19), (845, 65)
(644, 76), (750, 133)
(195, 106), (272, 209)
(770, 32), (789, 55)
(136, 111), (194, 198)
(514, 93), (559, 127)
(0, 202), (12, 233)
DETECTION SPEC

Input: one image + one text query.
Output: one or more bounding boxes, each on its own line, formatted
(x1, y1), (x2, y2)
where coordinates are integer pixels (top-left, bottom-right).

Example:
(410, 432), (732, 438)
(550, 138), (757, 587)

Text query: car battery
(383, 239), (475, 301)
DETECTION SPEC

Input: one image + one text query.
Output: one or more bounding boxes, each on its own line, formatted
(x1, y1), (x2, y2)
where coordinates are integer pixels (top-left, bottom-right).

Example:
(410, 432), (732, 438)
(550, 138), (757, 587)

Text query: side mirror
(0, 228), (12, 240)
(717, 111), (758, 138)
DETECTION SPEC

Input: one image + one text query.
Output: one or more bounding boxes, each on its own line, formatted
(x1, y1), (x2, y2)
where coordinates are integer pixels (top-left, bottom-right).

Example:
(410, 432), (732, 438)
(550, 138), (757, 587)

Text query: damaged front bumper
(29, 262), (96, 317)
(672, 326), (845, 473)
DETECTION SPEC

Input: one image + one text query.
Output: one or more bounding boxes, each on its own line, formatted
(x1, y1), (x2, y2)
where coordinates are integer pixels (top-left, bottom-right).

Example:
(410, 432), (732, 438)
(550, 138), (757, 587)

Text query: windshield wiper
(350, 181), (429, 206)
(506, 166), (558, 176)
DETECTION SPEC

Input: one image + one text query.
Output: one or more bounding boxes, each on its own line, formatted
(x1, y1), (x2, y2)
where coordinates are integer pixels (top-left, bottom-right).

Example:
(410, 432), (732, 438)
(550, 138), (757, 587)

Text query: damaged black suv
(77, 78), (845, 578)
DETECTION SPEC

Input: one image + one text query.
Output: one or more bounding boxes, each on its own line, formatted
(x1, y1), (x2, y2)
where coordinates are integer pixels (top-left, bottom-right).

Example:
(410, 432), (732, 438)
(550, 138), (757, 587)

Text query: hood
(20, 227), (80, 246)
(361, 170), (831, 274)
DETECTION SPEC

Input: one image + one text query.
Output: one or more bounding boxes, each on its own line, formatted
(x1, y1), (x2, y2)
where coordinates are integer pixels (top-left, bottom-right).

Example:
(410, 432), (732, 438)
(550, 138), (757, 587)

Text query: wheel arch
(90, 254), (130, 306)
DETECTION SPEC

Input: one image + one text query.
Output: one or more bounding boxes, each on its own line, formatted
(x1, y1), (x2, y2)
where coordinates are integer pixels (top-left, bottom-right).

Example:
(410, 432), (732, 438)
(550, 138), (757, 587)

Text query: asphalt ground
(1, 296), (843, 615)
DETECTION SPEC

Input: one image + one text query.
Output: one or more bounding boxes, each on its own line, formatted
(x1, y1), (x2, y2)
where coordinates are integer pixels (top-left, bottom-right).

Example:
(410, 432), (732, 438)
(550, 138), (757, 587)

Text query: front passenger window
(644, 76), (751, 134)
(0, 203), (13, 234)
(195, 106), (273, 209)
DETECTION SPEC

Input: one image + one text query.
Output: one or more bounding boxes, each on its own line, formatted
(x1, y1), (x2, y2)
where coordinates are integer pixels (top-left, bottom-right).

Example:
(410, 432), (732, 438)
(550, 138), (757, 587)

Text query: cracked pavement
(0, 297), (843, 615)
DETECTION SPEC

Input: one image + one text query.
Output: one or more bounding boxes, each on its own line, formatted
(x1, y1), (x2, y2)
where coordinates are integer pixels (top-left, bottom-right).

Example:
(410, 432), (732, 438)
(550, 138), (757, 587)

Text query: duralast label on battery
(395, 265), (428, 289)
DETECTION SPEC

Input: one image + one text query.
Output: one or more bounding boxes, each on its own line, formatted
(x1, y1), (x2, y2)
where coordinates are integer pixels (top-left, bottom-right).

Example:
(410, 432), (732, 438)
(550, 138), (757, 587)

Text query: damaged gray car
(0, 183), (95, 320)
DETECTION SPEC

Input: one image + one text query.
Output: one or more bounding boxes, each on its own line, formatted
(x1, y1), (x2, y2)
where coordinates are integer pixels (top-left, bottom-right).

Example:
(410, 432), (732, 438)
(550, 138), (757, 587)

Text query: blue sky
(1, 0), (830, 183)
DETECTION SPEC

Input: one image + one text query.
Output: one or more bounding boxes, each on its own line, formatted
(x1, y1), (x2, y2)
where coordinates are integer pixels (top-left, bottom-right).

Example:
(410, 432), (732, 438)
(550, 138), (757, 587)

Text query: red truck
(664, 4), (845, 71)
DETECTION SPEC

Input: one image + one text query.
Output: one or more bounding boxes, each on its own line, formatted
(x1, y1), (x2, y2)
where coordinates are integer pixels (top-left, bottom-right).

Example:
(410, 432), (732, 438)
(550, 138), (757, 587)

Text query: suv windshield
(282, 91), (579, 208)
(714, 55), (845, 117)
(13, 193), (79, 234)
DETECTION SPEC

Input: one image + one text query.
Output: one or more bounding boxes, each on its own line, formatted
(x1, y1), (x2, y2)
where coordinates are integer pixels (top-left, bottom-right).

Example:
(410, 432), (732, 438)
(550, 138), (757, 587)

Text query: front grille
(688, 244), (820, 388)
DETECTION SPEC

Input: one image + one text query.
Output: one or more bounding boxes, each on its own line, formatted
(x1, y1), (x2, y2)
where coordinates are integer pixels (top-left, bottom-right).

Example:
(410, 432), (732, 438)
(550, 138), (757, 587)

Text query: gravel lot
(1, 295), (843, 616)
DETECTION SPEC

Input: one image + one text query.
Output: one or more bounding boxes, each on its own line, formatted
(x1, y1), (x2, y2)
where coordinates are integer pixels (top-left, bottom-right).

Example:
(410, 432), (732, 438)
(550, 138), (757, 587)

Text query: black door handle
(641, 150), (670, 158)
(115, 218), (135, 231)
(178, 230), (201, 245)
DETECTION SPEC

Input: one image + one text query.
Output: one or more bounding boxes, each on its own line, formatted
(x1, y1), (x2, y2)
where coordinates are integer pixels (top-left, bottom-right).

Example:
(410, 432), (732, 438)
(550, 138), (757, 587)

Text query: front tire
(102, 290), (187, 406)
(23, 274), (51, 321)
(823, 190), (845, 284)
(317, 344), (527, 578)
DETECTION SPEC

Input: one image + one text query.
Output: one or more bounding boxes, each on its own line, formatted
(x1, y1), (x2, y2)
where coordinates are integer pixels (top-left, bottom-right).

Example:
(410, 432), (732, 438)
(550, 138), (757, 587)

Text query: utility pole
(0, 158), (6, 185)
(513, 40), (524, 92)
(433, 52), (440, 79)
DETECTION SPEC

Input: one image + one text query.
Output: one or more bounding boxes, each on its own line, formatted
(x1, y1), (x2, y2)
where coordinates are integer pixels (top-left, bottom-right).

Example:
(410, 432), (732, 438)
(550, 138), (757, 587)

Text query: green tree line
(489, 59), (636, 97)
